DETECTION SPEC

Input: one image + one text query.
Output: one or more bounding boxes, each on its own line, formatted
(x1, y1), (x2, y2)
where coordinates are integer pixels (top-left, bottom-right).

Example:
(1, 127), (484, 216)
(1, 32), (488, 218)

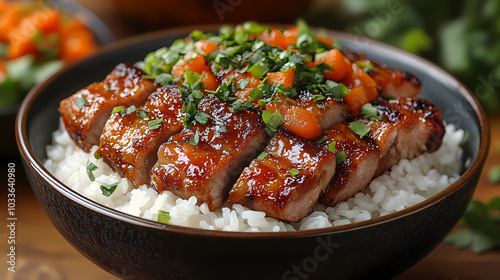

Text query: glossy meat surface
(320, 123), (379, 206)
(96, 86), (184, 187)
(58, 63), (158, 152)
(344, 51), (421, 98)
(151, 94), (269, 210)
(321, 97), (445, 207)
(296, 90), (350, 130)
(227, 129), (336, 222)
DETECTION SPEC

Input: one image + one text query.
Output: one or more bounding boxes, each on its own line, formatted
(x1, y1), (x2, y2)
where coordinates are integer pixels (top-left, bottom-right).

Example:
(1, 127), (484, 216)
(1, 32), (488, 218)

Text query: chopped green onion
(158, 210), (171, 224)
(328, 141), (336, 153)
(75, 96), (89, 110)
(336, 152), (347, 163)
(111, 106), (125, 114)
(86, 161), (98, 182)
(316, 135), (328, 144)
(94, 154), (103, 160)
(257, 151), (268, 160)
(288, 168), (300, 176)
(100, 182), (119, 197)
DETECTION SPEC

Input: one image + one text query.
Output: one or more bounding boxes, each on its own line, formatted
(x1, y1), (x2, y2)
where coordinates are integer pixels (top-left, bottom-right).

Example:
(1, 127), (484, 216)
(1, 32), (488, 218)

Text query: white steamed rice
(44, 119), (464, 232)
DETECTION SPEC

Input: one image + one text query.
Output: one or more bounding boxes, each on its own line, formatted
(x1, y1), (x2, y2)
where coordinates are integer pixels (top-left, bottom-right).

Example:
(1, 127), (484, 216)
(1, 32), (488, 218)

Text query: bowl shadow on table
(16, 27), (489, 280)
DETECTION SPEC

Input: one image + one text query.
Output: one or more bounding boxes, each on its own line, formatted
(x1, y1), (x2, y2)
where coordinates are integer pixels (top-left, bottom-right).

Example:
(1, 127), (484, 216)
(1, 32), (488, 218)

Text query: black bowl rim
(16, 24), (490, 239)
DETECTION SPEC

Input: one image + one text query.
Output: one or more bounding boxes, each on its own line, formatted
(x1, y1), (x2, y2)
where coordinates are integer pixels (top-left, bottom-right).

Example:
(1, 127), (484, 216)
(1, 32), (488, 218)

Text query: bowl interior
(17, 27), (488, 236)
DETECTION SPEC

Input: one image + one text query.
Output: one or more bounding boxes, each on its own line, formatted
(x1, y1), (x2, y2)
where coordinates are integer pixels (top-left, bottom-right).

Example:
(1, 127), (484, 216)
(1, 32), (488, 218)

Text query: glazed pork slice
(96, 86), (183, 187)
(344, 51), (421, 98)
(319, 122), (380, 207)
(320, 97), (445, 207)
(59, 63), (158, 152)
(296, 90), (350, 130)
(227, 129), (337, 222)
(151, 94), (269, 210)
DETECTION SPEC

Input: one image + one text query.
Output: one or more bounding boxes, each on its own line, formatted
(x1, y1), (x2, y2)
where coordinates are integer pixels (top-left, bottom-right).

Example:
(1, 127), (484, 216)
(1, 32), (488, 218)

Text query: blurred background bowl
(1, 0), (114, 156)
(16, 26), (489, 280)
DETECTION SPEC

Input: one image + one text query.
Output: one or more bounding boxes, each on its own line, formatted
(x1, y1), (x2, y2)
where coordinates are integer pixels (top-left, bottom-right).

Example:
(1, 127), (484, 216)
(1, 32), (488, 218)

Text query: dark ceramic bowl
(16, 26), (489, 280)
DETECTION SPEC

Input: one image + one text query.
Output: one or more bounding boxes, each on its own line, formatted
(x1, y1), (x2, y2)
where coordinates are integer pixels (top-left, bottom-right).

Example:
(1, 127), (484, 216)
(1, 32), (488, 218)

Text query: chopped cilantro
(288, 168), (300, 176)
(157, 210), (171, 224)
(445, 199), (500, 254)
(257, 151), (268, 160)
(360, 103), (382, 120)
(86, 161), (98, 182)
(262, 110), (283, 135)
(75, 96), (89, 110)
(218, 126), (228, 133)
(231, 99), (254, 112)
(100, 182), (119, 197)
(350, 121), (370, 138)
(355, 60), (378, 73)
(188, 131), (200, 147)
(136, 109), (149, 118)
(194, 111), (211, 125)
(148, 118), (164, 130)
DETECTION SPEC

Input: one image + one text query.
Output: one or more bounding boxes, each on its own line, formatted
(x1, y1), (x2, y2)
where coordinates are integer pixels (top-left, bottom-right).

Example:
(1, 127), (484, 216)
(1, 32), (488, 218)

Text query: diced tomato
(258, 28), (289, 50)
(32, 9), (60, 34)
(266, 96), (322, 140)
(283, 26), (298, 46)
(315, 49), (351, 81)
(0, 60), (6, 81)
(0, 2), (21, 42)
(266, 68), (295, 88)
(195, 39), (218, 55)
(201, 70), (219, 91)
(317, 36), (335, 47)
(344, 86), (368, 117)
(341, 63), (378, 102)
(221, 70), (262, 100)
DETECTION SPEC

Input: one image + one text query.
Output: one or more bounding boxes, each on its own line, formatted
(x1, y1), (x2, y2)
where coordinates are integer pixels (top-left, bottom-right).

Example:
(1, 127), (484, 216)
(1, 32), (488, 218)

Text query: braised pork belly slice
(96, 86), (183, 187)
(320, 97), (445, 207)
(151, 94), (268, 211)
(344, 51), (421, 98)
(319, 123), (380, 207)
(296, 90), (350, 130)
(59, 63), (158, 152)
(227, 129), (337, 222)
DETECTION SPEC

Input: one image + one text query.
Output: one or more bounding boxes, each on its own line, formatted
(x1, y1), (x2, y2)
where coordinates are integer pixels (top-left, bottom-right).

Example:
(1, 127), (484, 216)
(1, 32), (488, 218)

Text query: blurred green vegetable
(306, 0), (500, 112)
(0, 55), (62, 107)
(445, 199), (500, 254)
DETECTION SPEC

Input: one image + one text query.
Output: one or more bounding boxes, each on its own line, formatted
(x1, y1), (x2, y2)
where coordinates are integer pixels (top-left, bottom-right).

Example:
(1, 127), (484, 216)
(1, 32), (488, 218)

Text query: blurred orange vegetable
(344, 86), (369, 116)
(195, 39), (218, 55)
(266, 68), (295, 88)
(0, 0), (97, 61)
(315, 49), (351, 81)
(201, 70), (219, 91)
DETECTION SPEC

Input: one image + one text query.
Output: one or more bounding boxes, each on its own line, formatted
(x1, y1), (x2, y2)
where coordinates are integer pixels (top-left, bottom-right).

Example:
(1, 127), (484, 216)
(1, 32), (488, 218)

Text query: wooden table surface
(2, 1), (500, 278)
